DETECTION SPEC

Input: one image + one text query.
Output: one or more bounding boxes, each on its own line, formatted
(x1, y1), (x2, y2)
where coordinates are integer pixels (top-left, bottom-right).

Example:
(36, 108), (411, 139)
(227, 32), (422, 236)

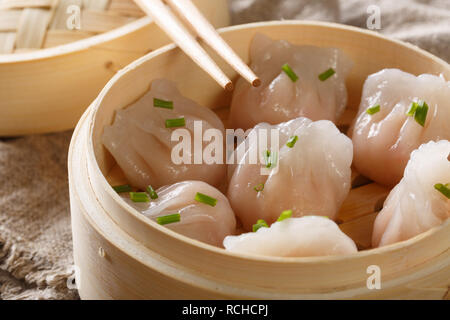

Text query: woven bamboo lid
(0, 0), (145, 53)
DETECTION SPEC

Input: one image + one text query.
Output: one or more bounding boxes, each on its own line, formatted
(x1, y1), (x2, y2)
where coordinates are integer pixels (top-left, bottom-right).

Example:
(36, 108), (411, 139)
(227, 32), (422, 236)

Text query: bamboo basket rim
(86, 20), (450, 264)
(0, 15), (151, 64)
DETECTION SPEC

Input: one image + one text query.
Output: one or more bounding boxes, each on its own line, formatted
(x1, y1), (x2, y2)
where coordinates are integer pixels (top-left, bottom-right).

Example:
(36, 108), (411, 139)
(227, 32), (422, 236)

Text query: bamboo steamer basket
(69, 21), (450, 300)
(0, 0), (229, 136)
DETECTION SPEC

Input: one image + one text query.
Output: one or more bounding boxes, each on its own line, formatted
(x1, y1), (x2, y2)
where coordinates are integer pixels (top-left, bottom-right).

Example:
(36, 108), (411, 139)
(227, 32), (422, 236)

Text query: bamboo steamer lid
(69, 21), (450, 299)
(0, 0), (230, 136)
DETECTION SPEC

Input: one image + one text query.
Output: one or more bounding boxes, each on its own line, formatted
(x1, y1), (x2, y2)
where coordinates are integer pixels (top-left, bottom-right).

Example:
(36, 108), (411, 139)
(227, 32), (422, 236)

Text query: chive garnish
(157, 213), (181, 225)
(286, 135), (298, 148)
(252, 219), (269, 232)
(318, 68), (336, 81)
(281, 63), (299, 82)
(194, 192), (217, 207)
(414, 101), (428, 127)
(434, 183), (450, 199)
(165, 117), (185, 128)
(277, 209), (293, 222)
(253, 183), (265, 192)
(406, 100), (428, 127)
(112, 184), (132, 193)
(263, 150), (277, 168)
(130, 192), (150, 202)
(154, 98), (173, 109)
(406, 102), (419, 116)
(146, 185), (158, 200)
(366, 104), (380, 115)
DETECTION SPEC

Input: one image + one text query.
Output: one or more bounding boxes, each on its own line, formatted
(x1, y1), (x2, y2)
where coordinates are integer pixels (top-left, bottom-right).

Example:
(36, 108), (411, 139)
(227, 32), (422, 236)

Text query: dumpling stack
(372, 140), (450, 247)
(224, 216), (357, 257)
(230, 33), (353, 130)
(122, 181), (236, 247)
(351, 69), (450, 186)
(227, 117), (353, 231)
(103, 79), (226, 190)
(103, 34), (449, 258)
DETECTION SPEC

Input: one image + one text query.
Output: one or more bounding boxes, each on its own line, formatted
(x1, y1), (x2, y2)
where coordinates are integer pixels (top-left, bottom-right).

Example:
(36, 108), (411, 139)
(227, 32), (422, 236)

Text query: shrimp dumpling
(123, 181), (236, 247)
(227, 117), (353, 231)
(230, 33), (352, 130)
(372, 140), (450, 248)
(224, 216), (358, 257)
(103, 79), (226, 190)
(352, 69), (450, 186)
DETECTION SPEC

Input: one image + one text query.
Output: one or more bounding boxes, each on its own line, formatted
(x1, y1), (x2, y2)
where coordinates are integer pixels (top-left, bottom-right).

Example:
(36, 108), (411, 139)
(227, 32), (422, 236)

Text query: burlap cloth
(0, 0), (449, 300)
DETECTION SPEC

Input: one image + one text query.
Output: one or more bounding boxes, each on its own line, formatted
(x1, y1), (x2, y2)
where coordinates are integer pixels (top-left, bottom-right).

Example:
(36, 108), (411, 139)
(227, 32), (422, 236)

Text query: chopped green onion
(157, 213), (181, 225)
(194, 192), (217, 207)
(165, 117), (185, 128)
(318, 68), (336, 81)
(153, 98), (173, 109)
(270, 152), (278, 168)
(434, 183), (450, 199)
(414, 101), (428, 127)
(406, 100), (429, 127)
(281, 63), (299, 82)
(252, 219), (269, 232)
(286, 135), (298, 148)
(366, 104), (380, 115)
(277, 209), (293, 222)
(146, 185), (158, 200)
(406, 102), (419, 116)
(112, 184), (132, 193)
(263, 150), (278, 168)
(253, 183), (265, 192)
(129, 192), (150, 202)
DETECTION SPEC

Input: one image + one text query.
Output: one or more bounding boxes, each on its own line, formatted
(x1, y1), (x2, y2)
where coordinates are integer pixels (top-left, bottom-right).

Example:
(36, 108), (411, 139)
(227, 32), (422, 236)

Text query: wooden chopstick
(134, 0), (260, 90)
(135, 0), (233, 90)
(165, 0), (260, 87)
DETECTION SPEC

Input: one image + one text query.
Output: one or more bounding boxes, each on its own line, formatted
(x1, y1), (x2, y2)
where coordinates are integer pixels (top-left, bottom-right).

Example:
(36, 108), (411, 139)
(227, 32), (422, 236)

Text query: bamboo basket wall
(0, 0), (229, 136)
(69, 21), (450, 300)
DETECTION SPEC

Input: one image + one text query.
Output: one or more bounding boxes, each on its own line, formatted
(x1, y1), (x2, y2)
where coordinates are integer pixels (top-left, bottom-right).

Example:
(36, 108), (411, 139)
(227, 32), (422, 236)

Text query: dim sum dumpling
(103, 79), (226, 190)
(372, 140), (450, 248)
(123, 181), (236, 247)
(224, 216), (357, 257)
(352, 69), (450, 186)
(230, 33), (352, 130)
(227, 117), (353, 231)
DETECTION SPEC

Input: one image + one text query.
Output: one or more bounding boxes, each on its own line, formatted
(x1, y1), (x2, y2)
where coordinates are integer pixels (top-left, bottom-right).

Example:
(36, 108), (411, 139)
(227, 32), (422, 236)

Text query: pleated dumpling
(351, 69), (450, 186)
(123, 181), (236, 247)
(103, 79), (226, 190)
(227, 117), (353, 231)
(230, 33), (352, 130)
(372, 140), (450, 248)
(224, 216), (357, 257)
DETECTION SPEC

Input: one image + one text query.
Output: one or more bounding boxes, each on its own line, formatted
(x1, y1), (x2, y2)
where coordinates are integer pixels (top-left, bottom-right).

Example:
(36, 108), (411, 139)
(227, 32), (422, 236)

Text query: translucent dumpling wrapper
(122, 181), (236, 247)
(103, 79), (226, 190)
(227, 117), (353, 231)
(351, 69), (450, 186)
(372, 140), (450, 248)
(224, 216), (358, 257)
(230, 33), (353, 130)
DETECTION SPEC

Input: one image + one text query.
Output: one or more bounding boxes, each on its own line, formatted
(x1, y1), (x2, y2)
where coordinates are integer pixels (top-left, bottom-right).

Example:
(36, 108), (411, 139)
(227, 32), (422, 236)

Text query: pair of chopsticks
(134, 0), (260, 91)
